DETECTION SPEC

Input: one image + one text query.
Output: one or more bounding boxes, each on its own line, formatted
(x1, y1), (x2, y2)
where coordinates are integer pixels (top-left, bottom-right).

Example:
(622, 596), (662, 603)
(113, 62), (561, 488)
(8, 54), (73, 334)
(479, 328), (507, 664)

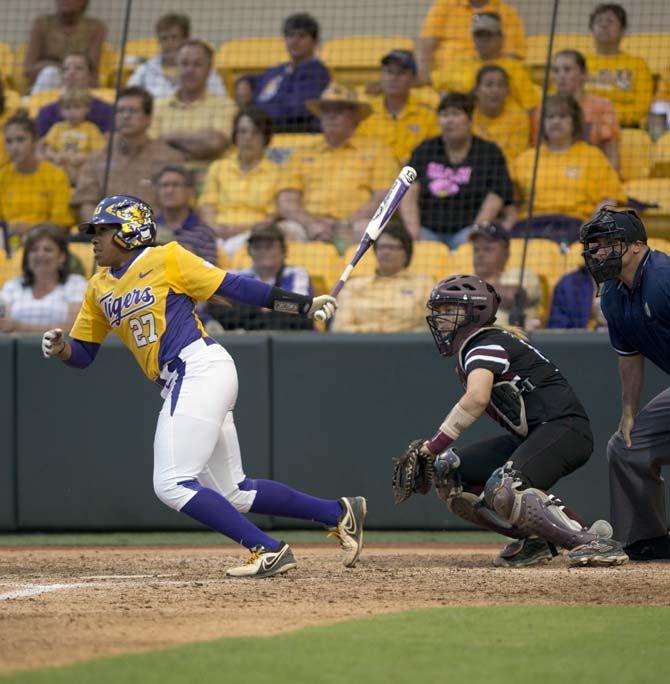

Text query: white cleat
(225, 542), (297, 578)
(328, 497), (367, 567)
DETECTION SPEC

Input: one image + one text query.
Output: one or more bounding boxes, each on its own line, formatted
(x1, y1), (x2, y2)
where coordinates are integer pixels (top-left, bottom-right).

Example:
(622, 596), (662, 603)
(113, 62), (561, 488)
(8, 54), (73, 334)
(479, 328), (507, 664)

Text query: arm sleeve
(487, 144), (514, 204)
(69, 285), (111, 343)
(279, 151), (305, 192)
(215, 272), (312, 313)
(63, 339), (100, 369)
(607, 320), (638, 355)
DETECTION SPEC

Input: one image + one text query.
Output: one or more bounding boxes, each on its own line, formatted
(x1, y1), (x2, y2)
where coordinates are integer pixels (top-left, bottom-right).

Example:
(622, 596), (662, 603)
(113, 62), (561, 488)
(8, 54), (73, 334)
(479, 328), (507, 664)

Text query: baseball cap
(469, 223), (510, 246)
(247, 224), (285, 247)
(381, 50), (417, 74)
(472, 13), (503, 34)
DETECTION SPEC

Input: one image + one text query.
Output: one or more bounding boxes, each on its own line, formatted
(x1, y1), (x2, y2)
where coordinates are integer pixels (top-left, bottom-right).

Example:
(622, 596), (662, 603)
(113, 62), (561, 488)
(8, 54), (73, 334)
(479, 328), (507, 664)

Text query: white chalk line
(0, 575), (323, 601)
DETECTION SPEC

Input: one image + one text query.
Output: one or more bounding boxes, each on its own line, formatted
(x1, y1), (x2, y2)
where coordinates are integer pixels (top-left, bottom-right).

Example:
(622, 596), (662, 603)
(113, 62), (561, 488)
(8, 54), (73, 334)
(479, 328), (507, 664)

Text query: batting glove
(310, 295), (337, 321)
(42, 329), (65, 359)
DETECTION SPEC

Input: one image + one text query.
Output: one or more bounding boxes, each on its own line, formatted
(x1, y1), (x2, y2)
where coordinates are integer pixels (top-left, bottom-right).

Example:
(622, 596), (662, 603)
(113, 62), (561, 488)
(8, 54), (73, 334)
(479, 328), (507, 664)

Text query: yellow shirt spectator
(198, 156), (280, 226)
(43, 120), (106, 155)
(280, 137), (397, 220)
(356, 93), (439, 164)
(331, 270), (435, 333)
(433, 56), (539, 110)
(511, 140), (626, 221)
(585, 53), (653, 127)
(421, 0), (527, 66)
(150, 92), (236, 140)
(0, 160), (74, 228)
(473, 100), (530, 164)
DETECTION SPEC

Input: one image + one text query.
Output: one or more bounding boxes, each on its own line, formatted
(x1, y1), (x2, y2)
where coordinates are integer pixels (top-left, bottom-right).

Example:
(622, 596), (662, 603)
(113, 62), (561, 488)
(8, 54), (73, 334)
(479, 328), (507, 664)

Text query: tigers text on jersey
(457, 327), (588, 436)
(70, 243), (224, 380)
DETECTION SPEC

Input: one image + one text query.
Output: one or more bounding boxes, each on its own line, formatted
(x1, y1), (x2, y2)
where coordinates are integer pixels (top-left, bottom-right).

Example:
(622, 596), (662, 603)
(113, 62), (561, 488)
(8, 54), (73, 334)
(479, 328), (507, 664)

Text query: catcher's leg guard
(484, 464), (598, 550)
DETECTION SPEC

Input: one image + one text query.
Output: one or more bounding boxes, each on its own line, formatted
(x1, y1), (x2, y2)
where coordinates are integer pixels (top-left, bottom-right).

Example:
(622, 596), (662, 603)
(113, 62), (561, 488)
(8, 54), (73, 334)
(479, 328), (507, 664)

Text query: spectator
(150, 40), (236, 161)
(401, 92), (514, 249)
(277, 83), (397, 245)
(331, 218), (434, 333)
(199, 107), (279, 255)
(547, 266), (604, 329)
(71, 87), (184, 222)
(127, 13), (226, 99)
(153, 165), (218, 264)
(532, 50), (620, 171)
(0, 224), (86, 333)
(208, 223), (314, 331)
(511, 94), (626, 236)
(40, 88), (106, 184)
(469, 222), (542, 329)
(0, 114), (73, 248)
(585, 3), (653, 127)
(416, 0), (527, 86)
(356, 50), (439, 164)
(235, 13), (330, 133)
(432, 13), (539, 111)
(472, 65), (530, 164)
(24, 0), (106, 94)
(35, 52), (114, 137)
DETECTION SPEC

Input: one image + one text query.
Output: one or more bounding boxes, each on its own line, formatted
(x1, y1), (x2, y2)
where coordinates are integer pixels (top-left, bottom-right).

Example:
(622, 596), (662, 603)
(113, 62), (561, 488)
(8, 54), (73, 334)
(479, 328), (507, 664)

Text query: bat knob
(400, 166), (417, 185)
(314, 309), (327, 322)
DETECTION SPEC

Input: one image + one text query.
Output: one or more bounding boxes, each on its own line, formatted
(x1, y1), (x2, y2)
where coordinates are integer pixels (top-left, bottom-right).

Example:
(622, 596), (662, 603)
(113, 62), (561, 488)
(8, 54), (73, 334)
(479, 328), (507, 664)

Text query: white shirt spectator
(0, 274), (87, 327)
(127, 55), (227, 98)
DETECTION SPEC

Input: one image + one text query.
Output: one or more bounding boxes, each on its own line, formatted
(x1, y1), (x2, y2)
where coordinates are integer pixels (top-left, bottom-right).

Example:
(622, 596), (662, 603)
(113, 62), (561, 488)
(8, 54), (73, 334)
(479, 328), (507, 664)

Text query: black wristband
(267, 287), (313, 316)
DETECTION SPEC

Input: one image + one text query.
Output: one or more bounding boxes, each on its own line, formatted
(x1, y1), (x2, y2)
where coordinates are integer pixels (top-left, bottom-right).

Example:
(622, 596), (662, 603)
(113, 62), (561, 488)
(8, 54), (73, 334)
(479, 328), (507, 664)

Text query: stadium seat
(648, 237), (670, 254)
(10, 43), (27, 94)
(651, 131), (670, 178)
(0, 42), (13, 86)
(525, 34), (592, 83)
(215, 37), (289, 96)
(565, 241), (585, 273)
(121, 38), (160, 85)
(321, 35), (414, 86)
(99, 43), (120, 88)
(620, 128), (652, 182)
(621, 33), (670, 78)
(0, 248), (23, 287)
(625, 179), (670, 237)
(342, 240), (449, 283)
(508, 238), (567, 287)
(68, 242), (95, 278)
(267, 133), (322, 164)
(229, 241), (341, 295)
(450, 242), (474, 274)
(27, 87), (116, 117)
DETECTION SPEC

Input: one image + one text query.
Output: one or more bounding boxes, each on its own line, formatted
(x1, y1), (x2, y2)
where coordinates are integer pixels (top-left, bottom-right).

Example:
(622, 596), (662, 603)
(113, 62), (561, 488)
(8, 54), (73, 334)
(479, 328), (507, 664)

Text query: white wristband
(439, 402), (478, 441)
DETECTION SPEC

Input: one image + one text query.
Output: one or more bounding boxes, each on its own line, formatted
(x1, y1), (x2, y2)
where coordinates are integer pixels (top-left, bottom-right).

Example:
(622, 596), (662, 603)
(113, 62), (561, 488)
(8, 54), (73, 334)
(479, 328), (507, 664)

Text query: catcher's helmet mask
(80, 195), (157, 251)
(579, 207), (647, 285)
(426, 275), (501, 356)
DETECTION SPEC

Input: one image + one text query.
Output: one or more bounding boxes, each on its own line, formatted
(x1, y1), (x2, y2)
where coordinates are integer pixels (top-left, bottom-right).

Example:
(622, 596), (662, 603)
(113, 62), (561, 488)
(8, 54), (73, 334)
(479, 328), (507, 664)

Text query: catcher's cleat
(328, 496), (367, 568)
(493, 537), (554, 568)
(567, 538), (629, 567)
(225, 542), (297, 578)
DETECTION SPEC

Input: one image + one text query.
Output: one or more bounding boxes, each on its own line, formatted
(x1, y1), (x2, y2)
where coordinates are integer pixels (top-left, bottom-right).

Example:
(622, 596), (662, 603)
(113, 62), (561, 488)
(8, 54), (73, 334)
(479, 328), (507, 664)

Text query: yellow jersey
(70, 242), (224, 381)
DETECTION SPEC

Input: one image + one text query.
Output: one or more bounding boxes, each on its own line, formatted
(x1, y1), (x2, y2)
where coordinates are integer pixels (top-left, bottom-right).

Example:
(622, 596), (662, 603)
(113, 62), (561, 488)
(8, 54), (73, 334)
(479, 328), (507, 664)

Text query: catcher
(392, 274), (628, 567)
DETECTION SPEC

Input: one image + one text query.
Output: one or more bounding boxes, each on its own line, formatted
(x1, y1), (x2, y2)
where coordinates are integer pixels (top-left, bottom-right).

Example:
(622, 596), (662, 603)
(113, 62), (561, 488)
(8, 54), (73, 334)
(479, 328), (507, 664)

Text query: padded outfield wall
(1, 332), (668, 531)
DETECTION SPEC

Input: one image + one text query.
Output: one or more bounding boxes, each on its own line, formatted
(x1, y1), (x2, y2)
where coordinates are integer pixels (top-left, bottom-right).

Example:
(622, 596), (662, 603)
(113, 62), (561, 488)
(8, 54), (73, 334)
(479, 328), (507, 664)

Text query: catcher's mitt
(392, 439), (435, 504)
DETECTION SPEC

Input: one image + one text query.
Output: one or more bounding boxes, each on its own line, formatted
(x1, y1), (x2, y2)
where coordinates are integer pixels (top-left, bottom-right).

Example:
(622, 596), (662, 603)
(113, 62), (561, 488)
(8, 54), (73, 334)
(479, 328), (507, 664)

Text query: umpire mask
(579, 208), (647, 285)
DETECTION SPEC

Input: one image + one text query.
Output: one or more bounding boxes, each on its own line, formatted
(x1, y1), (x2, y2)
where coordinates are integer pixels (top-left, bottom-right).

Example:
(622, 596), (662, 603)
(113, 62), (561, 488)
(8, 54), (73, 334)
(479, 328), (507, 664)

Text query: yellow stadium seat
(620, 128), (652, 182)
(648, 237), (670, 254)
(27, 86), (115, 117)
(267, 133), (322, 164)
(508, 238), (567, 287)
(322, 35), (414, 86)
(0, 42), (13, 86)
(621, 33), (670, 78)
(0, 248), (23, 287)
(229, 241), (341, 295)
(343, 240), (449, 282)
(10, 43), (27, 94)
(450, 242), (474, 274)
(216, 38), (289, 96)
(651, 131), (670, 178)
(99, 43), (120, 88)
(124, 38), (160, 64)
(625, 179), (670, 213)
(68, 242), (95, 278)
(565, 241), (585, 272)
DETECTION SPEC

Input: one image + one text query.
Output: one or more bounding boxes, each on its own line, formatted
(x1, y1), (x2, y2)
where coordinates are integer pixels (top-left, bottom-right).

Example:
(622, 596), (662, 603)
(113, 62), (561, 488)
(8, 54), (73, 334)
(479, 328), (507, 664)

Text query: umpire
(581, 207), (670, 561)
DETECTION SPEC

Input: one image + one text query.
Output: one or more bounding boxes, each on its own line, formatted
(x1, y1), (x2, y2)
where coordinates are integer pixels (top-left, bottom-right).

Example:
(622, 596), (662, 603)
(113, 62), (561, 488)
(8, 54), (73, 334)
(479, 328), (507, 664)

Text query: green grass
(0, 529), (500, 546)
(3, 607), (669, 684)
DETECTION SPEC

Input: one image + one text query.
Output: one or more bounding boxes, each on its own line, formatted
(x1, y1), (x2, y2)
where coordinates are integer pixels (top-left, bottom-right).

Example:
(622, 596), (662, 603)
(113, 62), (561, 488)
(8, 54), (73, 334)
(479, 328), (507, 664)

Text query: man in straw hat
(277, 82), (398, 245)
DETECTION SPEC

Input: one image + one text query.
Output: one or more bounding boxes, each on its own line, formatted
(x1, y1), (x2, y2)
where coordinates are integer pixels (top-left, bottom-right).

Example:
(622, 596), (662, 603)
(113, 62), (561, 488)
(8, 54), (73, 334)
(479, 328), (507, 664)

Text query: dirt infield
(2, 544), (670, 674)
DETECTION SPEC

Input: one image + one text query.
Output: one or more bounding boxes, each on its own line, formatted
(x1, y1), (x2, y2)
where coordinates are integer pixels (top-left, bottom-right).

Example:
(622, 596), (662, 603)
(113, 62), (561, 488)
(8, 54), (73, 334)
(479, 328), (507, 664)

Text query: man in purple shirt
(235, 13), (330, 133)
(36, 52), (114, 137)
(153, 164), (218, 264)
